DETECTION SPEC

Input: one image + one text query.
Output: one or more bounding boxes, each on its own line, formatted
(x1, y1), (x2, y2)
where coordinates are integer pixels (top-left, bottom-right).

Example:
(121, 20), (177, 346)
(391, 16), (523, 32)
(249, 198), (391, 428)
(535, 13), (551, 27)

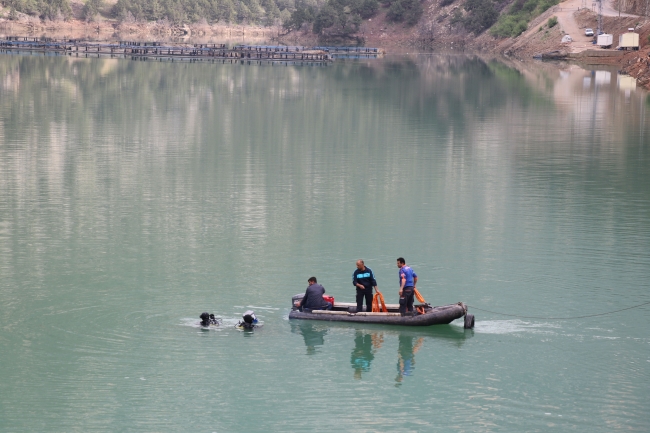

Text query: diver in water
(237, 310), (260, 330)
(200, 312), (221, 327)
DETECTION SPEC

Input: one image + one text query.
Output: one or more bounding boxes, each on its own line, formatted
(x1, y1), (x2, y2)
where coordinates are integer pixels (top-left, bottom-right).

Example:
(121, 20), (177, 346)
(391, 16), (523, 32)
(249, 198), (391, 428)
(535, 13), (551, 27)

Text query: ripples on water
(0, 53), (648, 432)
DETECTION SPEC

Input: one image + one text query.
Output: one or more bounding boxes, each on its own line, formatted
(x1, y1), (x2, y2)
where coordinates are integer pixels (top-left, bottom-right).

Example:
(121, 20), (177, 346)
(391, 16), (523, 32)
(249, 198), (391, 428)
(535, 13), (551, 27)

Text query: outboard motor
(292, 294), (304, 310)
(238, 310), (259, 329)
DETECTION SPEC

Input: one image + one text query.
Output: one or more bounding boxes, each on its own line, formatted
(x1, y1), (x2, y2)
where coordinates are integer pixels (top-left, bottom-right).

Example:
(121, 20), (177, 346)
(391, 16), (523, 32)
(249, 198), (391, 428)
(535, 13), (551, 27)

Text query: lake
(0, 52), (649, 432)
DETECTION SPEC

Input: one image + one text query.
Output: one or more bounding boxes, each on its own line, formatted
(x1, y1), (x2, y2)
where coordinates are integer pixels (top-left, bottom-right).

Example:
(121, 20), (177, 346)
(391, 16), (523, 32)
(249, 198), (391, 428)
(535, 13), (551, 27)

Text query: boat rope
(467, 301), (650, 320)
(413, 289), (427, 315)
(372, 290), (388, 313)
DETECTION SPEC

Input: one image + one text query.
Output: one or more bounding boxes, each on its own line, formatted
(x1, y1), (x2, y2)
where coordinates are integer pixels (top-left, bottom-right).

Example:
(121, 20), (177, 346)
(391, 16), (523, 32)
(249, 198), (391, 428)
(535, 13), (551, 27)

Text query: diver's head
(242, 310), (257, 325)
(200, 312), (211, 327)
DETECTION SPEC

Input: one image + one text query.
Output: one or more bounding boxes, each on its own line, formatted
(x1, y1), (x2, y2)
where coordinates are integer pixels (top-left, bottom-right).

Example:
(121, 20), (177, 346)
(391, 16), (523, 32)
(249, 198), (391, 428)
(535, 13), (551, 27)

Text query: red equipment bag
(322, 295), (335, 306)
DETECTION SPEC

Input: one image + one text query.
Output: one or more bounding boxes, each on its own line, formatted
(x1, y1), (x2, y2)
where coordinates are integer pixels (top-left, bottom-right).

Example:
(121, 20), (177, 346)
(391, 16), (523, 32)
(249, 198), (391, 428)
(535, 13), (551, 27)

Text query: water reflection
(292, 319), (474, 383)
(350, 331), (383, 380)
(0, 52), (648, 431)
(394, 335), (424, 386)
(292, 322), (328, 355)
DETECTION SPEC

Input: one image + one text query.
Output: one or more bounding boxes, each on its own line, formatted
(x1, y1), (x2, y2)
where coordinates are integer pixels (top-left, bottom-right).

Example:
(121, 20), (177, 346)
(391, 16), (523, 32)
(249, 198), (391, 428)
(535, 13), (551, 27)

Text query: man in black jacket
(296, 277), (332, 312)
(352, 259), (378, 313)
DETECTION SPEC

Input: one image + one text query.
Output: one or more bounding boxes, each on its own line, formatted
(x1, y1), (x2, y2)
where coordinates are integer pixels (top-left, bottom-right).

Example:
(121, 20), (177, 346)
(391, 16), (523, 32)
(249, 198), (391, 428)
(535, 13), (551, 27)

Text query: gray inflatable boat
(289, 294), (474, 328)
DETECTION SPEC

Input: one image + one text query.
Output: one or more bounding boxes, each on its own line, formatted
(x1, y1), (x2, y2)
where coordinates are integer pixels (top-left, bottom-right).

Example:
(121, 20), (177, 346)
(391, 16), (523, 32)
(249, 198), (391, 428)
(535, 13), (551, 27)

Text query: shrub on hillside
(312, 4), (336, 33)
(312, 0), (364, 36)
(112, 0), (293, 24)
(387, 0), (423, 25)
(283, 1), (316, 30)
(491, 14), (526, 36)
(461, 0), (497, 34)
(547, 16), (557, 27)
(491, 0), (558, 37)
(449, 8), (463, 25)
(357, 0), (379, 18)
(4, 0), (73, 20)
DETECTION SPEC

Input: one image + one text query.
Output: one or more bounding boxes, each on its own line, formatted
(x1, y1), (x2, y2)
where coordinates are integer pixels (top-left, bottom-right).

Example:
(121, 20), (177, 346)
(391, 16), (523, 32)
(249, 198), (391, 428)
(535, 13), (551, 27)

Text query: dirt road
(555, 0), (641, 52)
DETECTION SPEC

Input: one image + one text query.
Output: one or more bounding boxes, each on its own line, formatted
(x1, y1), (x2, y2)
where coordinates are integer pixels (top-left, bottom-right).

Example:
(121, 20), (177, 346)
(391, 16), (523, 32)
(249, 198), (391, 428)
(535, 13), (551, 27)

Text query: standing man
(397, 257), (418, 316)
(353, 259), (378, 313)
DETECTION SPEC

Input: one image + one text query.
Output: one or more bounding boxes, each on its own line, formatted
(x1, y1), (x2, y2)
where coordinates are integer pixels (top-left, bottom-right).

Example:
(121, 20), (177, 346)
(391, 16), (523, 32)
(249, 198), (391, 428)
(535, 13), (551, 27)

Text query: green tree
(387, 0), (422, 25)
(312, 0), (362, 36)
(355, 0), (378, 18)
(491, 0), (558, 37)
(462, 0), (497, 34)
(82, 0), (103, 21)
(283, 1), (316, 30)
(312, 3), (335, 33)
(261, 0), (281, 23)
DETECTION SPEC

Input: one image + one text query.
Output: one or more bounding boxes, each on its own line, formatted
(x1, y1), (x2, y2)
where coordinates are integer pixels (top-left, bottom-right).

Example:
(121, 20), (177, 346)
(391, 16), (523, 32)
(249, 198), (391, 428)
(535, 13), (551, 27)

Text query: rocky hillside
(616, 0), (650, 15)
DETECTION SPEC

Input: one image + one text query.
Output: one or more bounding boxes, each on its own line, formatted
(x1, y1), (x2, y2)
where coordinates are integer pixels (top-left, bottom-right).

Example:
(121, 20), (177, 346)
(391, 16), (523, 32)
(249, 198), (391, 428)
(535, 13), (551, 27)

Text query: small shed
(619, 29), (639, 50)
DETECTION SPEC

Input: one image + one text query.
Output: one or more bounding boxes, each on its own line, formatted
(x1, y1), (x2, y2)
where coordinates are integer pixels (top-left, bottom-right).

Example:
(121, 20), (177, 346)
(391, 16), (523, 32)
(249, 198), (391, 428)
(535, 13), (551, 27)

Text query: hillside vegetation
(0, 0), (562, 41)
(490, 0), (558, 37)
(2, 0), (72, 20)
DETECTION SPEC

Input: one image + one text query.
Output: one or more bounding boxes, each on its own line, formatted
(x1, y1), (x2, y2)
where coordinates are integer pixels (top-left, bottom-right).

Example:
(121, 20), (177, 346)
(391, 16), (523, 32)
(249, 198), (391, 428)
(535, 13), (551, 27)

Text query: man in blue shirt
(397, 257), (418, 316)
(352, 259), (378, 313)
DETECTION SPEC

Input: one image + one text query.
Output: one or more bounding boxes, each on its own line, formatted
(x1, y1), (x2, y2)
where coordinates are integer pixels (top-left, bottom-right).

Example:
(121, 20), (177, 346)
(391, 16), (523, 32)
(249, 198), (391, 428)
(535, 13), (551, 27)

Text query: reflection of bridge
(0, 37), (333, 62)
(0, 37), (384, 63)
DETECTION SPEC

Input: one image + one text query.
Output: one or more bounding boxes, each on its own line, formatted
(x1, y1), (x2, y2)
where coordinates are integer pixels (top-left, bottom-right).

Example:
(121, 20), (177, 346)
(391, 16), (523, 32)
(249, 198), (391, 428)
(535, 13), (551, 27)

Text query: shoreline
(1, 10), (649, 90)
(0, 19), (284, 44)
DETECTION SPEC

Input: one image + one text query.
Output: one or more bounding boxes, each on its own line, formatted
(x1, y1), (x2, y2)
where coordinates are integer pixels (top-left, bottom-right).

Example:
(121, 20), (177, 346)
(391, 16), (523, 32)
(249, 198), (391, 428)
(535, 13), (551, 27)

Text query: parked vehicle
(585, 28), (594, 36)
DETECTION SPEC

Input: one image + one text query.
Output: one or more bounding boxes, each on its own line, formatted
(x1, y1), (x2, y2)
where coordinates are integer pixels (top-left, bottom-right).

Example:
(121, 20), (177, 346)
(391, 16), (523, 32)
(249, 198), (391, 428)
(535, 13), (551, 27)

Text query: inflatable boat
(289, 294), (474, 328)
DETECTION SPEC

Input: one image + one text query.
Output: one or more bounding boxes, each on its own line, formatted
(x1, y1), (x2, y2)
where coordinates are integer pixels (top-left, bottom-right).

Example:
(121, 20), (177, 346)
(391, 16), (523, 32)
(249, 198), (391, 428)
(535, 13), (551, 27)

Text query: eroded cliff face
(616, 0), (650, 16)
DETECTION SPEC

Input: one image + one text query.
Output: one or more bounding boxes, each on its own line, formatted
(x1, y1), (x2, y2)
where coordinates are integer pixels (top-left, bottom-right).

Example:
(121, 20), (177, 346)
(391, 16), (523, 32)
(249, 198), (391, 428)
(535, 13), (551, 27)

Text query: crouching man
(296, 277), (333, 312)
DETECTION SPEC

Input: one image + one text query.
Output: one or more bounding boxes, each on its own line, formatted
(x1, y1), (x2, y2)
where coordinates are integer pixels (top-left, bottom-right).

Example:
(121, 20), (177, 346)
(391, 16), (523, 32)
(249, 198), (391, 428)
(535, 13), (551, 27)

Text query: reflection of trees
(0, 54), (552, 270)
(1, 53), (648, 291)
(0, 54), (556, 150)
(335, 56), (555, 139)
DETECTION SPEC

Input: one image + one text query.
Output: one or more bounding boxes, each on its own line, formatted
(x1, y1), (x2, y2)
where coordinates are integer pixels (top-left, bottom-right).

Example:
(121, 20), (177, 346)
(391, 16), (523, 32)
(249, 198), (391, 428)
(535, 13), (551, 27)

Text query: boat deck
(289, 302), (468, 326)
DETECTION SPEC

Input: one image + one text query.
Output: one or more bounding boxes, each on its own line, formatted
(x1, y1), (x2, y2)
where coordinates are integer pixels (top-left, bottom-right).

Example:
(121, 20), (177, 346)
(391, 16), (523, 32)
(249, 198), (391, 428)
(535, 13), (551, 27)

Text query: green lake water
(0, 52), (649, 432)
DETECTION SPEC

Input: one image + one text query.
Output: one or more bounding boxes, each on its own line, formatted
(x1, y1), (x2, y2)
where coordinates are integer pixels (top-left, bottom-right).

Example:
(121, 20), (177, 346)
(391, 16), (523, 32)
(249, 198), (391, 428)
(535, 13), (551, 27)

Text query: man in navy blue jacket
(353, 260), (378, 313)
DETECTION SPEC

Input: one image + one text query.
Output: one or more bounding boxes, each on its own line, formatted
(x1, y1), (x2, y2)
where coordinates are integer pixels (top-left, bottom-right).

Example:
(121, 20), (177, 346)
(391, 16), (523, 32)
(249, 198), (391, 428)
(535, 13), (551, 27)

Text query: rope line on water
(466, 301), (650, 320)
